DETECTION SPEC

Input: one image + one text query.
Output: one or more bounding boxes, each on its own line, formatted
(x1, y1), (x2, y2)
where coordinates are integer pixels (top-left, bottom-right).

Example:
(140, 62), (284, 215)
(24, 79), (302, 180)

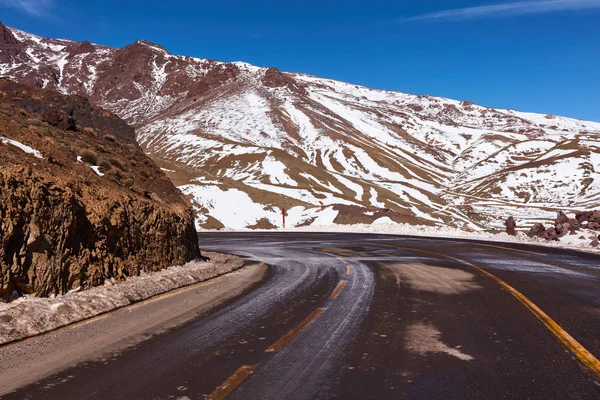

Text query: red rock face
(262, 67), (307, 95)
(0, 22), (23, 64)
(0, 79), (201, 301)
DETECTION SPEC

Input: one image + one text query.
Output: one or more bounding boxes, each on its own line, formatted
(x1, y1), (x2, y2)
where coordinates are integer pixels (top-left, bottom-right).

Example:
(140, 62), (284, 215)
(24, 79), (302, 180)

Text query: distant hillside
(1, 22), (599, 230)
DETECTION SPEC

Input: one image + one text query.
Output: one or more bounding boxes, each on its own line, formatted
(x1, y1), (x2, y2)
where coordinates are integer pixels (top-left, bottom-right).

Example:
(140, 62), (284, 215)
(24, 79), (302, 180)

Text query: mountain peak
(132, 40), (168, 54)
(262, 67), (306, 95)
(65, 40), (96, 56)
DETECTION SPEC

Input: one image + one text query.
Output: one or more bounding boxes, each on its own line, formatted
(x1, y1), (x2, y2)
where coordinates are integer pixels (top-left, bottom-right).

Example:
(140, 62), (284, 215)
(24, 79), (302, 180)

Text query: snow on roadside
(249, 221), (600, 254)
(180, 183), (343, 229)
(0, 253), (244, 345)
(0, 136), (43, 159)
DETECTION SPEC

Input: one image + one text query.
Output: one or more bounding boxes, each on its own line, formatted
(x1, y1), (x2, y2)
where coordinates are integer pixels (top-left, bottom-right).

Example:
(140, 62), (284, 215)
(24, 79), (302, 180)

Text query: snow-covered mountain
(2, 22), (599, 230)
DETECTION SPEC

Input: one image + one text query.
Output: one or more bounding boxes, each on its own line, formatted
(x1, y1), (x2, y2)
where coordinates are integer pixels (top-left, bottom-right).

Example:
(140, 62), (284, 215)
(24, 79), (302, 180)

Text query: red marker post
(282, 208), (286, 229)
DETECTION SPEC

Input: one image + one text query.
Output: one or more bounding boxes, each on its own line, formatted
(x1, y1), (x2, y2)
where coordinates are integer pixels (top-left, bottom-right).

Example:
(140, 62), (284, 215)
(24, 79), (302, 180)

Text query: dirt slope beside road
(0, 79), (200, 301)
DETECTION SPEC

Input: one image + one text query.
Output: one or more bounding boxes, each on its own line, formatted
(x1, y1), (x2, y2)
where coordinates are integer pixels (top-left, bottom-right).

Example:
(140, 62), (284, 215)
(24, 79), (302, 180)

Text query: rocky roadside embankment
(0, 252), (244, 345)
(0, 79), (201, 301)
(526, 210), (600, 247)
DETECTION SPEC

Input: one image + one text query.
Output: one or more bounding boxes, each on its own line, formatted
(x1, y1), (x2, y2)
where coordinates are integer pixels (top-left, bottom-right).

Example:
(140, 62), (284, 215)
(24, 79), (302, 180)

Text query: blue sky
(1, 0), (599, 121)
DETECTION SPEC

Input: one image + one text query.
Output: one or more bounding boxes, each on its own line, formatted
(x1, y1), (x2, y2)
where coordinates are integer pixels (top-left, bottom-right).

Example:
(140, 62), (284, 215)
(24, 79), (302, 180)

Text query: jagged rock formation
(1, 22), (600, 230)
(0, 79), (200, 301)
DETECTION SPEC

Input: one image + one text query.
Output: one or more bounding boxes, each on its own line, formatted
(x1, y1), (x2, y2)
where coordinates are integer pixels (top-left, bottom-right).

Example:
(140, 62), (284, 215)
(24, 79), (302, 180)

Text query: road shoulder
(0, 260), (267, 395)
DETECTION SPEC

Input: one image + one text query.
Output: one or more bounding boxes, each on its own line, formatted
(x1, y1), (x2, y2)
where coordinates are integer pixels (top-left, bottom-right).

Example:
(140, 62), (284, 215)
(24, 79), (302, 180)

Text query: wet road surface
(2, 232), (600, 399)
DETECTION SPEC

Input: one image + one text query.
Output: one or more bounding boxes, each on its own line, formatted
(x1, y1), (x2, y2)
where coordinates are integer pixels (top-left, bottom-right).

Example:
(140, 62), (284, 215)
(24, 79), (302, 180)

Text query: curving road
(1, 232), (600, 399)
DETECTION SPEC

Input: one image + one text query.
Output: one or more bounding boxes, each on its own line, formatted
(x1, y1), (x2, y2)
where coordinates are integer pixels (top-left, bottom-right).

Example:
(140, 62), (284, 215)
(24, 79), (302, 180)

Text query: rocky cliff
(0, 79), (200, 301)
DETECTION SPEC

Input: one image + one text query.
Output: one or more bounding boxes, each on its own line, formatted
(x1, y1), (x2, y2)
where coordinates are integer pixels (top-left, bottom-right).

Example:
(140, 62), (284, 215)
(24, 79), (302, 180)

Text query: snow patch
(0, 136), (43, 159)
(262, 156), (298, 186)
(90, 165), (104, 177)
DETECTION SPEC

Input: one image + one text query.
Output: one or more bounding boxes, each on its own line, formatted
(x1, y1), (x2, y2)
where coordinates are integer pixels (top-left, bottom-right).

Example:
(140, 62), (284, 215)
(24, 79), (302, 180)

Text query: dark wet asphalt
(3, 232), (600, 399)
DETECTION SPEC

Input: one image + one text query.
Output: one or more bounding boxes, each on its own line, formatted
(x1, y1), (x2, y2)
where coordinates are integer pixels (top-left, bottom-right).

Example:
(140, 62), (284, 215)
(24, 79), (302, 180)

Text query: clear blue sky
(1, 0), (599, 121)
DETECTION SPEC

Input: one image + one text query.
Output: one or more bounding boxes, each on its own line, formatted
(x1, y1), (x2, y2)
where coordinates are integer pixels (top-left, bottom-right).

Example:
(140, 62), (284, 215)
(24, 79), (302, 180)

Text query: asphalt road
(2, 232), (600, 399)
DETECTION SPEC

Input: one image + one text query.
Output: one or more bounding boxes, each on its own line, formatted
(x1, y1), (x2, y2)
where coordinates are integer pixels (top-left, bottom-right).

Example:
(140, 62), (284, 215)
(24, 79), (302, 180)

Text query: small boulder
(527, 223), (546, 238)
(41, 110), (76, 131)
(588, 222), (600, 231)
(555, 213), (569, 224)
(567, 218), (580, 232)
(590, 240), (599, 248)
(555, 222), (570, 236)
(505, 216), (517, 236)
(543, 228), (560, 241)
(576, 211), (592, 224)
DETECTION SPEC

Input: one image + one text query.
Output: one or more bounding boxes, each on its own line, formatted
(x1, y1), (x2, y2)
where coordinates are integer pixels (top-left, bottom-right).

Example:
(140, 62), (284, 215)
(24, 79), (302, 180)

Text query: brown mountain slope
(1, 23), (599, 230)
(0, 79), (200, 301)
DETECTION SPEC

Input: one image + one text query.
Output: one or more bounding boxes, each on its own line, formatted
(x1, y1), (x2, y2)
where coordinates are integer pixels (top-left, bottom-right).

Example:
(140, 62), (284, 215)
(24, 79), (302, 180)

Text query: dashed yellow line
(336, 256), (353, 275)
(207, 365), (256, 400)
(329, 280), (348, 300)
(372, 243), (600, 379)
(265, 308), (326, 353)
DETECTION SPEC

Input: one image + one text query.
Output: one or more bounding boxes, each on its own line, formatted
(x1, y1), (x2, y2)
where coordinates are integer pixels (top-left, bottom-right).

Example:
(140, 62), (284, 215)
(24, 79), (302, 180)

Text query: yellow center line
(207, 365), (256, 400)
(329, 280), (348, 300)
(265, 308), (326, 353)
(335, 256), (353, 275)
(372, 242), (600, 379)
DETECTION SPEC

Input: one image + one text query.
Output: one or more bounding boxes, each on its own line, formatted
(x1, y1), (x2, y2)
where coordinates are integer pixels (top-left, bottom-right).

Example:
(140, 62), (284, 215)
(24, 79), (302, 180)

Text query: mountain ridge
(2, 22), (599, 230)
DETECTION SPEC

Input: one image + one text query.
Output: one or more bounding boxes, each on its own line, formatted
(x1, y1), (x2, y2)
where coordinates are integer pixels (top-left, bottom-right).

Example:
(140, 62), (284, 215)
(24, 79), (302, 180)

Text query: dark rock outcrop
(0, 79), (200, 301)
(66, 40), (95, 57)
(505, 216), (516, 236)
(0, 167), (200, 300)
(527, 223), (546, 238)
(262, 67), (307, 95)
(0, 22), (23, 64)
(525, 210), (600, 245)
